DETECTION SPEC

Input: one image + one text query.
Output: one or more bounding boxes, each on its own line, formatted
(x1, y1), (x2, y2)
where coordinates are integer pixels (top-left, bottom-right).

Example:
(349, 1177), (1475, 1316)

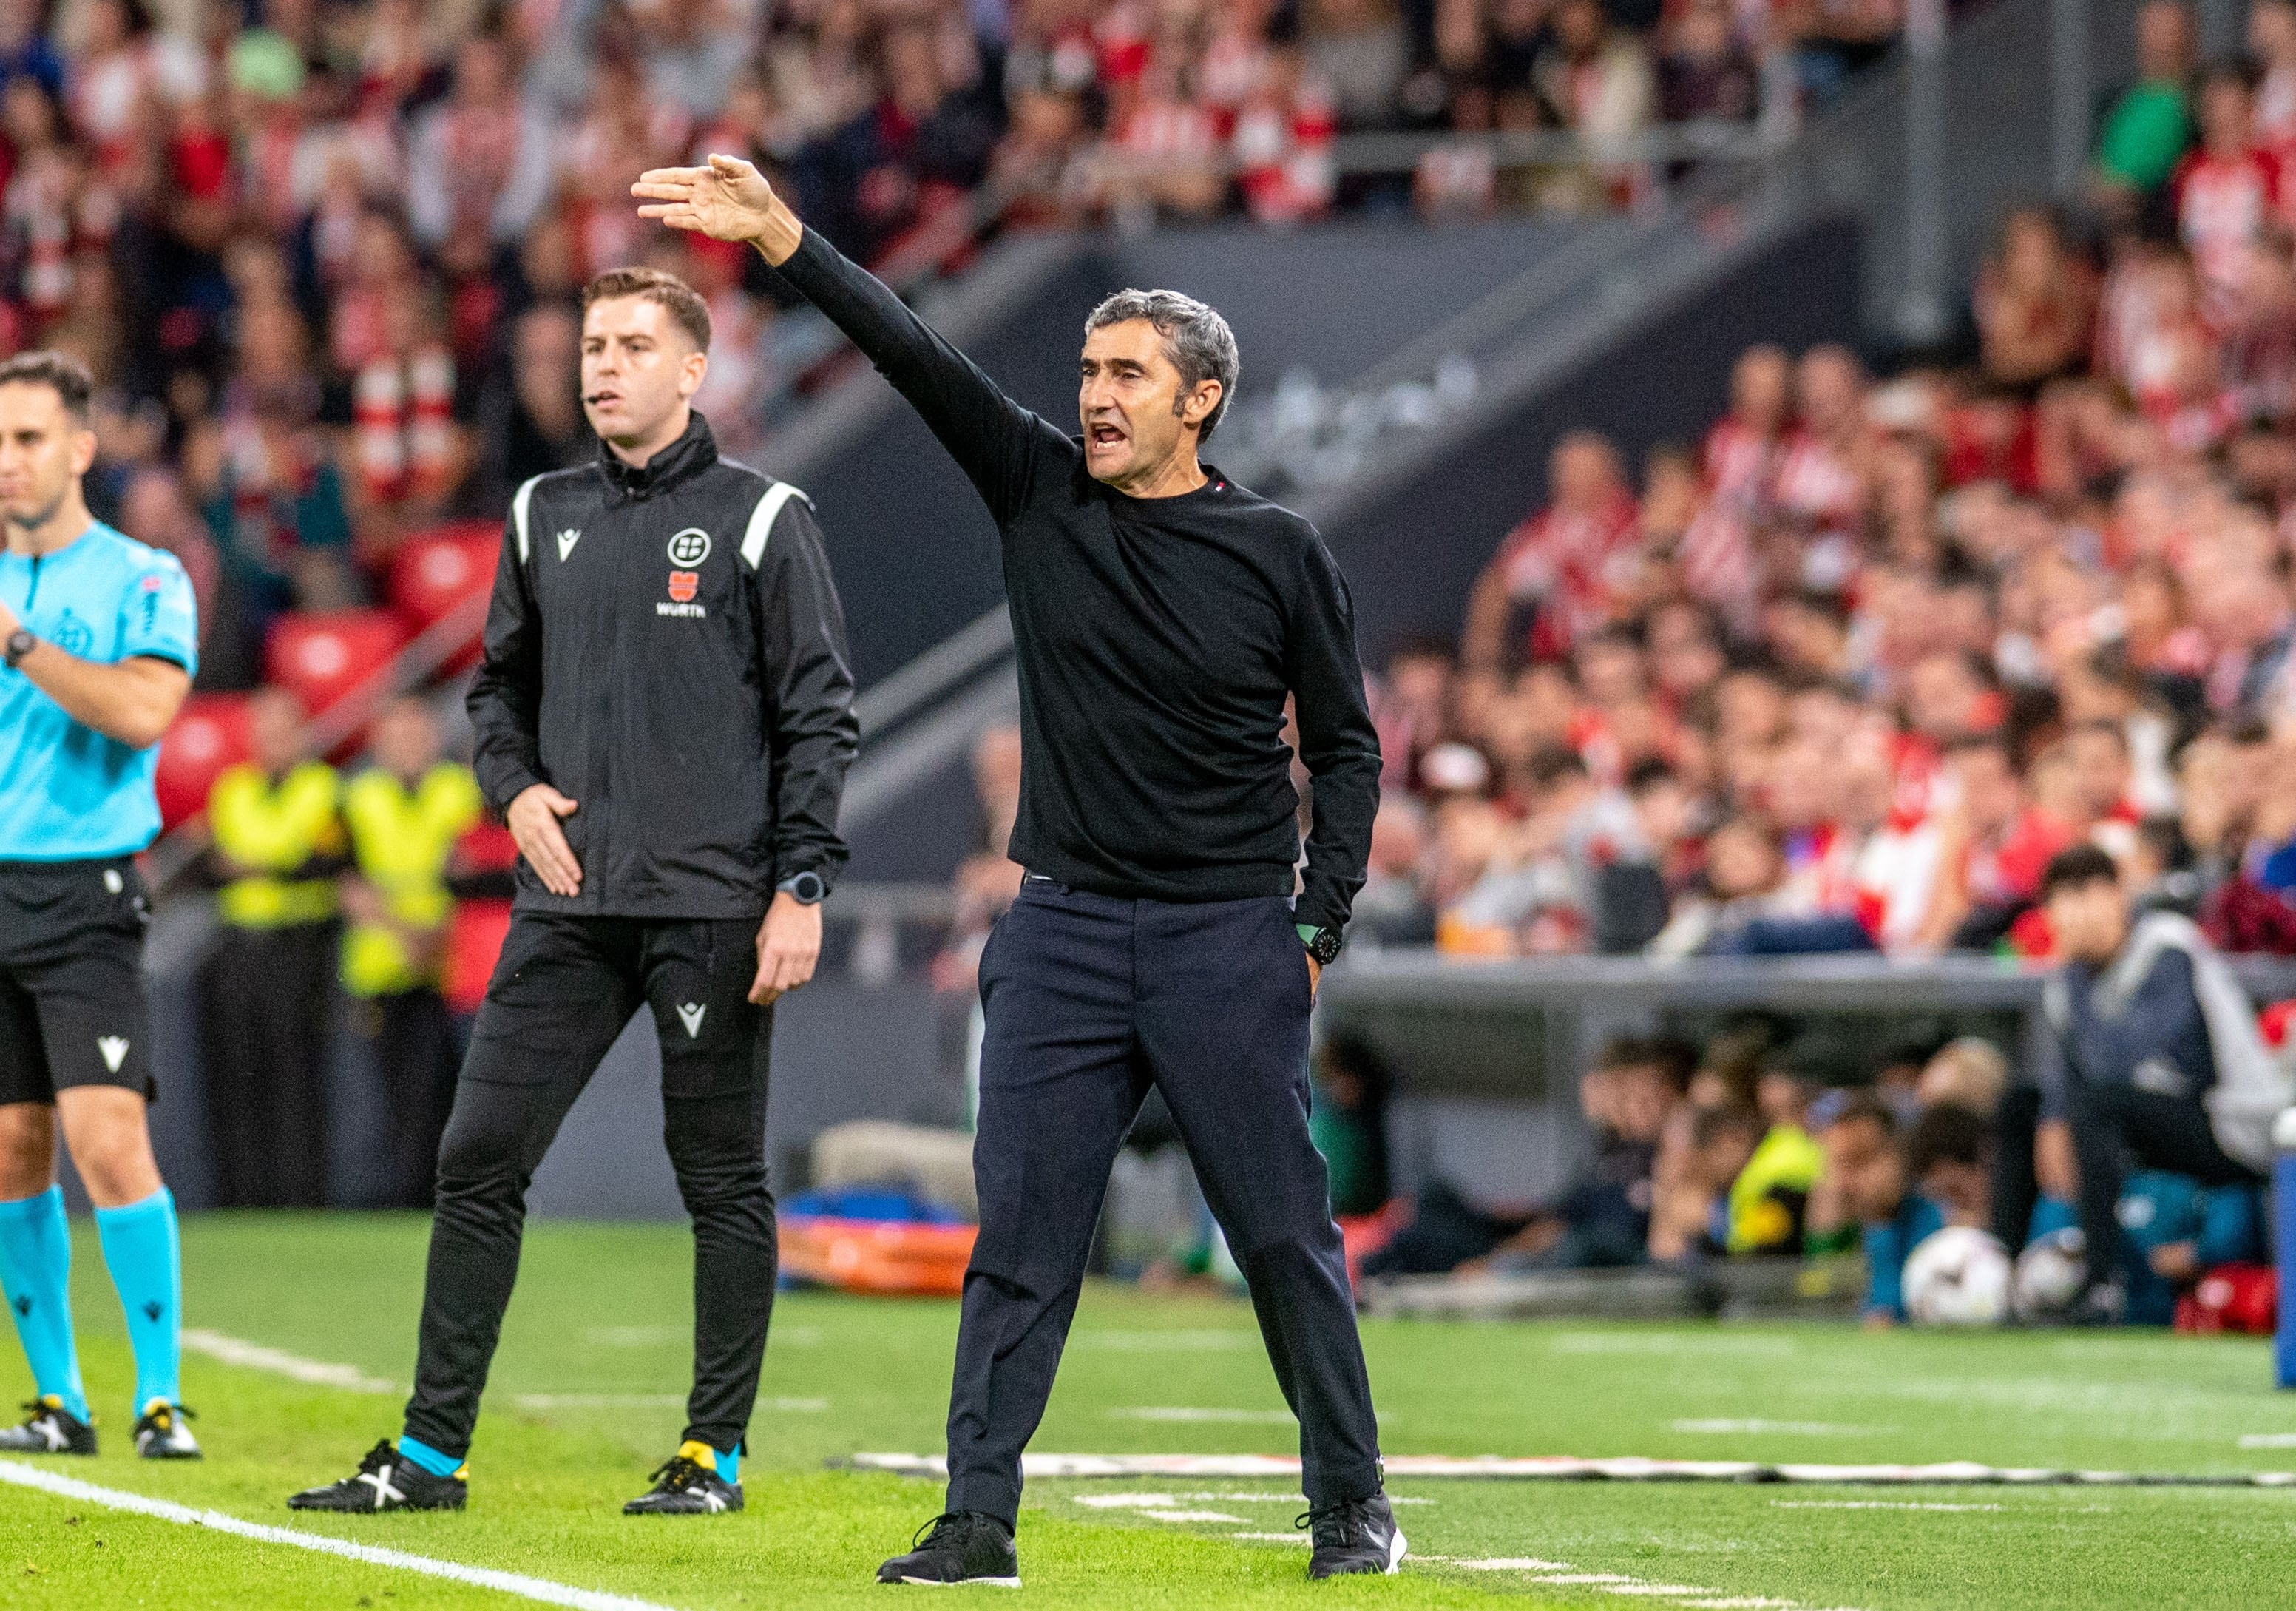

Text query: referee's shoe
(288, 1442), (468, 1512)
(0, 1396), (95, 1454)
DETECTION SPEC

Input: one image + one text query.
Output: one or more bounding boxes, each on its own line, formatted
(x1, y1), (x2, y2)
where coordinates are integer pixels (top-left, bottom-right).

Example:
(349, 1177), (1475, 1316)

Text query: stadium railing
(1316, 950), (2296, 1105)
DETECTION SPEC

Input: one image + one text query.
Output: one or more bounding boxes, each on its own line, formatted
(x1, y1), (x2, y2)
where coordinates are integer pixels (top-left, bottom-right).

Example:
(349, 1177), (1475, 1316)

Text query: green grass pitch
(6, 1215), (2296, 1609)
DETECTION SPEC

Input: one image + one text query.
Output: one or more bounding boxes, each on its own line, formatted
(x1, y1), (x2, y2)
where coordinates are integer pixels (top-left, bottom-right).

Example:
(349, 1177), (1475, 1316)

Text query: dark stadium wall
(782, 217), (1589, 689)
(1321, 213), (1863, 671)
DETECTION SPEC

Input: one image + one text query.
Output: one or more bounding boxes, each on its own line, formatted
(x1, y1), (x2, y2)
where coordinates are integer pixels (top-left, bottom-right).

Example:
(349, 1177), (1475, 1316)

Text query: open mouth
(1088, 423), (1125, 448)
(586, 390), (621, 409)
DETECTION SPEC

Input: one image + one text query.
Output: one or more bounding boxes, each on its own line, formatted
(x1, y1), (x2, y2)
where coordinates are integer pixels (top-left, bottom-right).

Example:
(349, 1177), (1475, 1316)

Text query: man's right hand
(633, 155), (802, 266)
(507, 783), (583, 897)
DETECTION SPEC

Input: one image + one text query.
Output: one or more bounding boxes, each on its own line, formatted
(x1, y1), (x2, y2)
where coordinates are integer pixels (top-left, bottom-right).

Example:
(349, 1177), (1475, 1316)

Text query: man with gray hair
(634, 155), (1394, 1583)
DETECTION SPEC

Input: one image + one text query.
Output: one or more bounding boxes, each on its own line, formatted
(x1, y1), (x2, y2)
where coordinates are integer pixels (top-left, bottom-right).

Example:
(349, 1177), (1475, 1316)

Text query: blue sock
(396, 1435), (463, 1477)
(92, 1188), (180, 1411)
(715, 1445), (739, 1485)
(0, 1187), (88, 1422)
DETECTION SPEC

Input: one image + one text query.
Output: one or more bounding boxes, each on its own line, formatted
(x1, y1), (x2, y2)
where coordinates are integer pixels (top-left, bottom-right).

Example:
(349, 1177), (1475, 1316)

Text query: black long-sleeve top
(468, 412), (859, 917)
(773, 229), (1381, 931)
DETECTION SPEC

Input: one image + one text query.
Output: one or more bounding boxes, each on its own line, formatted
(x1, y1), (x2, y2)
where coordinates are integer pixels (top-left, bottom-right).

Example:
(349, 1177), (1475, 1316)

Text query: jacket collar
(597, 411), (717, 501)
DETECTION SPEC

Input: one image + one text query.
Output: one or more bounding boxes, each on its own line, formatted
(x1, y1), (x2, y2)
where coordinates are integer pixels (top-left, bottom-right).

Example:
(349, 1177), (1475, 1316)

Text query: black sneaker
(288, 1441), (468, 1513)
(876, 1510), (1020, 1586)
(0, 1396), (95, 1455)
(623, 1442), (743, 1515)
(132, 1399), (201, 1459)
(1301, 1492), (1407, 1579)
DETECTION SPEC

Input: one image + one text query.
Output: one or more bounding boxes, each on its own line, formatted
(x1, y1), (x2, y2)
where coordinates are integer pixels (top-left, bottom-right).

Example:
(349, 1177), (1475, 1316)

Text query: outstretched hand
(633, 155), (800, 265)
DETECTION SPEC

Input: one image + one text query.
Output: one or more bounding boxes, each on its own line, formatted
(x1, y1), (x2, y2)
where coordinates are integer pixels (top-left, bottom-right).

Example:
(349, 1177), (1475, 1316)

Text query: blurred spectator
(1818, 1093), (1936, 1325)
(197, 686), (345, 1209)
(1656, 0), (1759, 126)
(2031, 845), (2275, 1316)
(1902, 1100), (1991, 1227)
(1462, 430), (1637, 673)
(2092, 0), (2196, 216)
(1473, 1036), (1692, 1272)
(1974, 209), (2098, 393)
(1310, 1034), (1392, 1217)
(339, 696), (483, 1209)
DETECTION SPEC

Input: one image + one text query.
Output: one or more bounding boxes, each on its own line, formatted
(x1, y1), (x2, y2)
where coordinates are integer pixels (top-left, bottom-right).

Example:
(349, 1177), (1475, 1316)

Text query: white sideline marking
(1679, 1600), (1799, 1608)
(1671, 1419), (1880, 1436)
(1772, 1500), (2003, 1513)
(1231, 1531), (1310, 1544)
(1595, 1586), (1713, 1597)
(1452, 1558), (1575, 1570)
(180, 1330), (398, 1394)
(1139, 1510), (1247, 1523)
(0, 1459), (679, 1611)
(2238, 1433), (2296, 1448)
(1109, 1407), (1296, 1424)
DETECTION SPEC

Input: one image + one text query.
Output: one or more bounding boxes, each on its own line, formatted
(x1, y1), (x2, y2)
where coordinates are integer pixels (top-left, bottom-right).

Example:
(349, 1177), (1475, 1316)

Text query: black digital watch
(778, 870), (827, 905)
(1298, 922), (1344, 967)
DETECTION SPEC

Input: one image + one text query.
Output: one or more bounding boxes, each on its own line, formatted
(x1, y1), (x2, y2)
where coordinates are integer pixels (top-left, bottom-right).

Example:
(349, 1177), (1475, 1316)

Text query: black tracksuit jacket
(467, 412), (859, 919)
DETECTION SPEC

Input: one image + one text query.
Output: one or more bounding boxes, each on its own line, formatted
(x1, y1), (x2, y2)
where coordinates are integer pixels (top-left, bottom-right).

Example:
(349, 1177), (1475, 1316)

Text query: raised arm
(1286, 536), (1384, 938)
(634, 155), (1066, 527)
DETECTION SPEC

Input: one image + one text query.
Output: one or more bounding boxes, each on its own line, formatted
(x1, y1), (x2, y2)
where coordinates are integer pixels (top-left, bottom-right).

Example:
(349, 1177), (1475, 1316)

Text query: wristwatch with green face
(1297, 922), (1343, 966)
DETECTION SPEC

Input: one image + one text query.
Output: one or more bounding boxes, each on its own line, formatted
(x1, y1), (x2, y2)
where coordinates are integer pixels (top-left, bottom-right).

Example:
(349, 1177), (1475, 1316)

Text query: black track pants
(400, 912), (776, 1459)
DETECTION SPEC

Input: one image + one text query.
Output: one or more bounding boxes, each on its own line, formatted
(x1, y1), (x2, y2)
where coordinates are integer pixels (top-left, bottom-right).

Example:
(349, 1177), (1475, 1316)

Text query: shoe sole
(892, 1575), (1023, 1588)
(623, 1505), (744, 1516)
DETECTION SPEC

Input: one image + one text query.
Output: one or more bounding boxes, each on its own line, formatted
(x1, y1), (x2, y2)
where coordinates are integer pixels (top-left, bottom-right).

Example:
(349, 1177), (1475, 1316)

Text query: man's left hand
(751, 889), (823, 1005)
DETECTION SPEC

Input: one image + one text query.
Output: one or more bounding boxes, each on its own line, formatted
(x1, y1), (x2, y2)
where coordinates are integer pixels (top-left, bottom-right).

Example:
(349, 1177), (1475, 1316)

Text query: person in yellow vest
(196, 685), (347, 1208)
(339, 698), (481, 1208)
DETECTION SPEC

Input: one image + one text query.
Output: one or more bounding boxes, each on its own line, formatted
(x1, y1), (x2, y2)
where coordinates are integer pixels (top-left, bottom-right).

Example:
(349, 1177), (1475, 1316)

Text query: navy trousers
(944, 878), (1383, 1526)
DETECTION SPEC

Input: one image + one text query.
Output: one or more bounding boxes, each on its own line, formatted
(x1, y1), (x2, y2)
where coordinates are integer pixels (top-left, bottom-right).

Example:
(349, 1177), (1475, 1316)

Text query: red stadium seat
(265, 609), (411, 723)
(154, 692), (254, 830)
(389, 523), (500, 672)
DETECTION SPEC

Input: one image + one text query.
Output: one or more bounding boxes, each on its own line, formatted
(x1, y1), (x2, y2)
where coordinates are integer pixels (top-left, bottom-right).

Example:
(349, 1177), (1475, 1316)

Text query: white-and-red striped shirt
(1701, 416), (1781, 517)
(1773, 428), (1864, 536)
(1494, 492), (1642, 654)
(2175, 147), (2281, 325)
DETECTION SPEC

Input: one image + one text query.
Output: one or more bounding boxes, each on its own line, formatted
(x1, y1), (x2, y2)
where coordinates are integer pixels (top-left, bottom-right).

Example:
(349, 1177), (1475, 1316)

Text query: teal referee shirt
(0, 521), (198, 860)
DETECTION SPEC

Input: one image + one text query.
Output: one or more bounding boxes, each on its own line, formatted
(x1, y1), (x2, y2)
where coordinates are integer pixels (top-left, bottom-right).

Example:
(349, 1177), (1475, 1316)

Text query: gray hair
(1083, 288), (1240, 441)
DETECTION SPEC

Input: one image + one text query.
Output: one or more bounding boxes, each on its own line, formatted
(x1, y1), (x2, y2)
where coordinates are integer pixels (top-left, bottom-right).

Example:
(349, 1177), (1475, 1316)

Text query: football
(1903, 1226), (2014, 1327)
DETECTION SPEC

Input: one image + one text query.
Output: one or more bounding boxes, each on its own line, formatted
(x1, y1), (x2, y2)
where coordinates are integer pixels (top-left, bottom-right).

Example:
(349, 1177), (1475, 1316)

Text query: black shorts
(0, 857), (157, 1105)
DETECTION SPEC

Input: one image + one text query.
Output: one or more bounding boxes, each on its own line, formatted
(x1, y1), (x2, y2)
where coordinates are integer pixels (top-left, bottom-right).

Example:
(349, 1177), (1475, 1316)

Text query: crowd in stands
(3, 0), (1903, 709)
(1337, 0), (2296, 970)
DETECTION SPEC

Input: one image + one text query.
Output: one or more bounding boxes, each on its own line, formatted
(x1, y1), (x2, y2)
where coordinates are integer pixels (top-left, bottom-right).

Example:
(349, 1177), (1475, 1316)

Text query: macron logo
(675, 1003), (707, 1038)
(97, 1036), (130, 1073)
(556, 528), (581, 561)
